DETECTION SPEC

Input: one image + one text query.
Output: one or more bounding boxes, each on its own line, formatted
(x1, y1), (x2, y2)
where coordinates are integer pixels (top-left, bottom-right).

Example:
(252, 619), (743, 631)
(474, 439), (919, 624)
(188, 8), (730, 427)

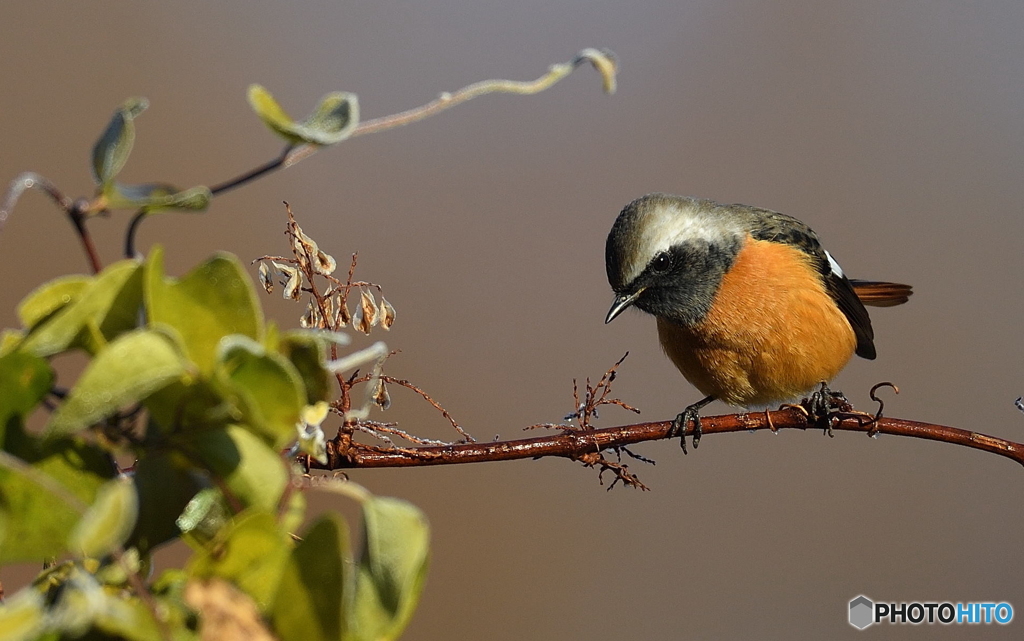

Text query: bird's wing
(739, 206), (878, 360)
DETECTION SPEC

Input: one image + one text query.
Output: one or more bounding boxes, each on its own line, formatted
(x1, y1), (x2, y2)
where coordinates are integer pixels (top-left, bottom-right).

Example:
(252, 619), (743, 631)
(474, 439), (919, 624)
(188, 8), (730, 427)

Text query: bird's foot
(802, 382), (850, 437)
(668, 396), (714, 453)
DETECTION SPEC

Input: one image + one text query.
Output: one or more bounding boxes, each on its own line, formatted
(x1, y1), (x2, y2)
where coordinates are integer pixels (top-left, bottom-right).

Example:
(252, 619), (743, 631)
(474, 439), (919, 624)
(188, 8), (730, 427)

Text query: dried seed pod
(257, 261), (274, 293)
(379, 296), (396, 330)
(274, 262), (302, 301)
(290, 223), (312, 257)
(372, 377), (391, 410)
(300, 302), (318, 328)
(335, 297), (350, 328)
(360, 289), (379, 328)
(321, 297), (333, 329)
(352, 303), (371, 335)
(313, 249), (337, 276)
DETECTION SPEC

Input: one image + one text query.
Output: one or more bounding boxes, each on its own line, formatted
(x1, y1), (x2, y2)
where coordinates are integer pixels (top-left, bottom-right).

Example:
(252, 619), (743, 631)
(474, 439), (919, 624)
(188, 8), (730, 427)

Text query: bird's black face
(606, 238), (739, 327)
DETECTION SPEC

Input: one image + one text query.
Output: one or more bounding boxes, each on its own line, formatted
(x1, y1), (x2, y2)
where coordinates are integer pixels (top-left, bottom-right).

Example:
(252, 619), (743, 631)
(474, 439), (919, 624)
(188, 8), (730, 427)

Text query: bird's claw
(670, 403), (705, 453)
(803, 382), (850, 437)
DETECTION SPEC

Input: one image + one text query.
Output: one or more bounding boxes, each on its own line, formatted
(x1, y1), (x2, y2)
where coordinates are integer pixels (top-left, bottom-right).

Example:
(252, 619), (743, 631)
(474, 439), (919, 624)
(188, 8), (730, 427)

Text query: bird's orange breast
(657, 237), (857, 407)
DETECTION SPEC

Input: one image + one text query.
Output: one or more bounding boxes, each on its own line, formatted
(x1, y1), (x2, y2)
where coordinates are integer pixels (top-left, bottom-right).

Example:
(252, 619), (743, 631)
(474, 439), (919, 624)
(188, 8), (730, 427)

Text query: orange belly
(657, 238), (857, 407)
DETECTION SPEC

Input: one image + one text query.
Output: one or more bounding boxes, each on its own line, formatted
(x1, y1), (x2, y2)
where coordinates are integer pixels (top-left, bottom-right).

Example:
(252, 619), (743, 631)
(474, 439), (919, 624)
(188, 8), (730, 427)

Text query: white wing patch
(825, 250), (845, 278)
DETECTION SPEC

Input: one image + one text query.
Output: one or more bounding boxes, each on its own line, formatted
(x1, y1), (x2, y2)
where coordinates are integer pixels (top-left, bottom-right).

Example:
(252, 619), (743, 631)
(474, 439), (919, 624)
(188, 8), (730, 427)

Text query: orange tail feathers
(850, 280), (913, 307)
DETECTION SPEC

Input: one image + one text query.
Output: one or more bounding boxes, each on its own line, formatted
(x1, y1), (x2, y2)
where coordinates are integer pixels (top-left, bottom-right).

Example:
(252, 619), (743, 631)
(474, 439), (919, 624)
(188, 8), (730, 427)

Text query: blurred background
(2, 1), (1023, 638)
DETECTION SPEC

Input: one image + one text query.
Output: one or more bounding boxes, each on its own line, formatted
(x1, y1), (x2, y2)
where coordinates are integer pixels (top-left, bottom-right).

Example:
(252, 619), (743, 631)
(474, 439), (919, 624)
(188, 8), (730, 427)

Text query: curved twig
(206, 49), (617, 196)
(1, 172), (102, 273)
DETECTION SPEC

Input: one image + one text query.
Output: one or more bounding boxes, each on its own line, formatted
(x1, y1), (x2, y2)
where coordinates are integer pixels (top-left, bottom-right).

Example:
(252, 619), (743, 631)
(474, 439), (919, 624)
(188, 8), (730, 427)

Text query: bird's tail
(851, 280), (913, 307)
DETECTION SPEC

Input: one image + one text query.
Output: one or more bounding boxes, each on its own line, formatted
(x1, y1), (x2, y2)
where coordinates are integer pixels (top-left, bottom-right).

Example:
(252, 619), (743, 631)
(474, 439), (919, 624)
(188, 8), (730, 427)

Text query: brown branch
(0, 172), (102, 273)
(308, 410), (1024, 471)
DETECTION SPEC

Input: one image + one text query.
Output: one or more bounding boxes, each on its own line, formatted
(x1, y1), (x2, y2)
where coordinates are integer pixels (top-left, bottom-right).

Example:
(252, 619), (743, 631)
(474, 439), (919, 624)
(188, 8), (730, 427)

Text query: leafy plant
(0, 50), (618, 640)
(0, 244), (430, 641)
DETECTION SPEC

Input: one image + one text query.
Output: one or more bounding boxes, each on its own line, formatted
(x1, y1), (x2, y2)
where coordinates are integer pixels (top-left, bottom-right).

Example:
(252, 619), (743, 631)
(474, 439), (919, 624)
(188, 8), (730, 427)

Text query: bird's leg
(804, 382), (848, 436)
(669, 395), (714, 453)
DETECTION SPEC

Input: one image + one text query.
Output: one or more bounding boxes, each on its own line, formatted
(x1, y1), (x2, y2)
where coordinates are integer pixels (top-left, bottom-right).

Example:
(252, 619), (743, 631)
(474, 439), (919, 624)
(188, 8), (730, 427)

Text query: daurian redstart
(604, 193), (911, 450)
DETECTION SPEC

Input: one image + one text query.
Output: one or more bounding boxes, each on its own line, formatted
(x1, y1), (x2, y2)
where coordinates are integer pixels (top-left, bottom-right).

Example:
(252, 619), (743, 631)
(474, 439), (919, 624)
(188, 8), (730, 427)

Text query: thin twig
(205, 49), (616, 196)
(0, 172), (102, 273)
(0, 172), (72, 232)
(208, 146), (293, 196)
(381, 375), (475, 442)
(67, 208), (103, 274)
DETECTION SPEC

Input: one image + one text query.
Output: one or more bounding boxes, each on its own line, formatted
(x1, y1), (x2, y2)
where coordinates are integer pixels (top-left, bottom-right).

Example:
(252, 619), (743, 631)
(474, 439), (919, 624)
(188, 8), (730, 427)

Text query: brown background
(2, 1), (1023, 639)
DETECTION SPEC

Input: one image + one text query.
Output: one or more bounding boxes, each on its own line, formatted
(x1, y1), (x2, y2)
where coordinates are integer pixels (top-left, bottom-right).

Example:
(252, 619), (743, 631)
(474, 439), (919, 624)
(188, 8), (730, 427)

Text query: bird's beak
(605, 289), (644, 324)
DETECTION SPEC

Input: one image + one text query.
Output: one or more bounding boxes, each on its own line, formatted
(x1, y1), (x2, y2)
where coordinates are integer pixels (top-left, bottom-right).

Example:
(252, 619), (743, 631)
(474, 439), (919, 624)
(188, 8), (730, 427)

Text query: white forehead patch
(622, 198), (743, 284)
(824, 250), (844, 278)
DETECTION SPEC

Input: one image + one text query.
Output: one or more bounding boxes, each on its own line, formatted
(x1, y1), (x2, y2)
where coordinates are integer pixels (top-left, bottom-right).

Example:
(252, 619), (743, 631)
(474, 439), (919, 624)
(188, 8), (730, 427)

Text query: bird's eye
(650, 252), (672, 273)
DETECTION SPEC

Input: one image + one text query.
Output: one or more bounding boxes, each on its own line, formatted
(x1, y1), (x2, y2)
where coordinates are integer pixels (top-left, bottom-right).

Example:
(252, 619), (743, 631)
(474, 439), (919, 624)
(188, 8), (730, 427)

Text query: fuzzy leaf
(46, 329), (188, 436)
(0, 590), (46, 641)
(104, 182), (211, 213)
(191, 424), (289, 513)
(272, 513), (349, 641)
(16, 275), (91, 330)
(92, 97), (148, 186)
(188, 510), (292, 609)
(0, 439), (113, 563)
(278, 330), (331, 405)
(248, 85), (359, 146)
(215, 337), (305, 448)
(69, 477), (139, 558)
(347, 497), (430, 641)
(20, 260), (143, 357)
(0, 350), (53, 445)
(146, 247), (263, 373)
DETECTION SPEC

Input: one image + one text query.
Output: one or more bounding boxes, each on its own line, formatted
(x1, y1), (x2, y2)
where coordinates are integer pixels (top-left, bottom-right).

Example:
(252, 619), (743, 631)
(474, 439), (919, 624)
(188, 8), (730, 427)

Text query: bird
(604, 193), (911, 451)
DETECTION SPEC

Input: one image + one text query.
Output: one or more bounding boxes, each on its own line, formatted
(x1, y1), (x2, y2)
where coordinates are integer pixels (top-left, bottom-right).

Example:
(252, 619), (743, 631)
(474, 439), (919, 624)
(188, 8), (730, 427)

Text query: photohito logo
(849, 595), (1013, 629)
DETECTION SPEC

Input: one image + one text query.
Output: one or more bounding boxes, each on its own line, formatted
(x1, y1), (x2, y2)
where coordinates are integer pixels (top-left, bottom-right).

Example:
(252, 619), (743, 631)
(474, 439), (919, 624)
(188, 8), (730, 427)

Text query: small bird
(604, 193), (911, 450)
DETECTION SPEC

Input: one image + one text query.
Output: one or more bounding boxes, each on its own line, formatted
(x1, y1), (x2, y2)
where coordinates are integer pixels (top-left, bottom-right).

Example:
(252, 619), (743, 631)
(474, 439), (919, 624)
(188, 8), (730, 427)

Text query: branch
(307, 410), (1024, 471)
(209, 48), (617, 194)
(0, 172), (102, 273)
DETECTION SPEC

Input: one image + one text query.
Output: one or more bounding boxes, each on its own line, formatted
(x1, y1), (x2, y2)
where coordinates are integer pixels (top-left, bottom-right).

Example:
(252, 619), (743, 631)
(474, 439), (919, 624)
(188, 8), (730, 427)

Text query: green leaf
(142, 377), (232, 439)
(215, 337), (304, 448)
(176, 487), (231, 547)
(0, 330), (23, 356)
(92, 594), (164, 641)
(16, 275), (91, 329)
(20, 259), (143, 357)
(46, 328), (188, 436)
(247, 85), (297, 142)
(92, 97), (148, 186)
(0, 439), (114, 563)
(0, 589), (46, 641)
(104, 182), (212, 213)
(279, 487), (307, 538)
(190, 424), (289, 512)
(0, 350), (53, 446)
(188, 510), (292, 609)
(301, 92), (360, 144)
(146, 247), (263, 373)
(272, 513), (349, 641)
(248, 84), (359, 146)
(128, 451), (207, 554)
(279, 330), (331, 405)
(69, 477), (139, 558)
(347, 497), (430, 641)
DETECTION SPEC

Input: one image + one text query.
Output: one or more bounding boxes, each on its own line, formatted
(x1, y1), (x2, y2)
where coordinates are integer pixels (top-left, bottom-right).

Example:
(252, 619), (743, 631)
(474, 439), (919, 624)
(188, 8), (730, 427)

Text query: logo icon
(850, 595), (874, 629)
